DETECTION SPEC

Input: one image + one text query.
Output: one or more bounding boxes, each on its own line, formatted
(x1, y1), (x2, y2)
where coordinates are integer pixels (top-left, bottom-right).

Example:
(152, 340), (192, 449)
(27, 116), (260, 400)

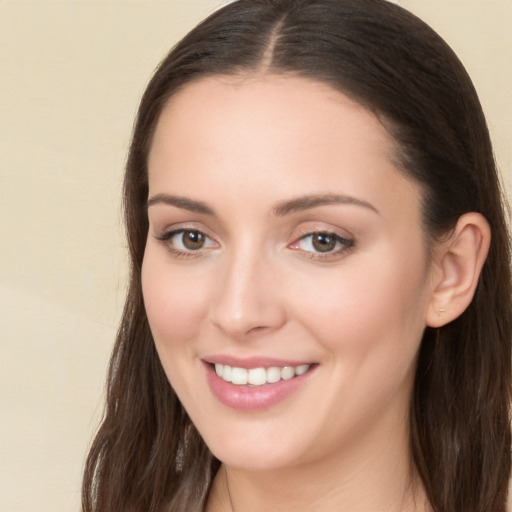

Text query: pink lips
(205, 355), (312, 369)
(202, 358), (316, 411)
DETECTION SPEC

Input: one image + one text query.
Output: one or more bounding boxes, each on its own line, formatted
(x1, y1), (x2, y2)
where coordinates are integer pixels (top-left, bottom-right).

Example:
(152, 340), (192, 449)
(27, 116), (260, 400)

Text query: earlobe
(426, 212), (490, 328)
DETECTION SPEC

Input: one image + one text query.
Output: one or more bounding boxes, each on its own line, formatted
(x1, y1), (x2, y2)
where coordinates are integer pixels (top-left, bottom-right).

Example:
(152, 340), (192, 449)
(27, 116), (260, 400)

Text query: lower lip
(203, 362), (316, 411)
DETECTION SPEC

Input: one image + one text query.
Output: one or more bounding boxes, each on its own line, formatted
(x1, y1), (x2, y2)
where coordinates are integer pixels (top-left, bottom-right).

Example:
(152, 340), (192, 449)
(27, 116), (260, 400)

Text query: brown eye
(155, 228), (217, 256)
(312, 233), (337, 253)
(291, 230), (354, 258)
(181, 230), (206, 250)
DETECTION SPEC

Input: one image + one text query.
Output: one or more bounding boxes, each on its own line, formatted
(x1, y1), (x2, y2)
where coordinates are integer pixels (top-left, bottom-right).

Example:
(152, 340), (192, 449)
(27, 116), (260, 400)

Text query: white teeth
(281, 366), (295, 380)
(295, 364), (309, 376)
(231, 367), (248, 385)
(248, 367), (267, 386)
(214, 363), (311, 386)
(266, 366), (281, 384)
(223, 364), (232, 382)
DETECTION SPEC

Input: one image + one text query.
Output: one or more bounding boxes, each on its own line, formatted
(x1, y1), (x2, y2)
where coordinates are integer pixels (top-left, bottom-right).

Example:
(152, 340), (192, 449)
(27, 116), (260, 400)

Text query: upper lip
(203, 355), (314, 369)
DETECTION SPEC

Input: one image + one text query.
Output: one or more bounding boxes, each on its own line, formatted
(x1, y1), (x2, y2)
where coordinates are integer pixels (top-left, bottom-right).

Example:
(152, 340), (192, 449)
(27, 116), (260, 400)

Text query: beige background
(0, 1), (510, 511)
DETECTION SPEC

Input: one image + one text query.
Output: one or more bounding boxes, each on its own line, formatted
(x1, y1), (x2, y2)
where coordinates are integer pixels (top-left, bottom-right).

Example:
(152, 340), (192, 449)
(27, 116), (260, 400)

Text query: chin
(197, 422), (316, 472)
(210, 446), (296, 472)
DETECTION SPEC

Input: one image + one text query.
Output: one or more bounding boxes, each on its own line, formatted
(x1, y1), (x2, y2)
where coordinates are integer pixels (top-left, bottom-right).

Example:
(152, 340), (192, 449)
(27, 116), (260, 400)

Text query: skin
(142, 75), (448, 511)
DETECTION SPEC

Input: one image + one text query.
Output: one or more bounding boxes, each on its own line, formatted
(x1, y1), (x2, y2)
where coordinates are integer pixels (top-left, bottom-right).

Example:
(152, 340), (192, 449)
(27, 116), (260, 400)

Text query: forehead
(150, 75), (394, 167)
(147, 75), (421, 221)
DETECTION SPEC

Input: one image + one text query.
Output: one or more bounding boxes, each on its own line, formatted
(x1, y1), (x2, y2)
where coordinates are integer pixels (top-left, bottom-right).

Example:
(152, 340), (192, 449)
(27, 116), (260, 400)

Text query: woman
(82, 1), (511, 511)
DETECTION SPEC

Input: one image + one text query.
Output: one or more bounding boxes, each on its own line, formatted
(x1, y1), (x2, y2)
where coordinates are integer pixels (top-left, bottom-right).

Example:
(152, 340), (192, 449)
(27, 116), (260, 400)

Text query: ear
(426, 212), (490, 328)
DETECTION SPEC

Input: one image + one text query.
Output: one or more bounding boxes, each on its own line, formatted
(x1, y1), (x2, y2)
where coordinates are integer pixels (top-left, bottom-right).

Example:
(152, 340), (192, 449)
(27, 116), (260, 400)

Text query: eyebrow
(271, 194), (379, 216)
(146, 192), (378, 216)
(147, 194), (215, 215)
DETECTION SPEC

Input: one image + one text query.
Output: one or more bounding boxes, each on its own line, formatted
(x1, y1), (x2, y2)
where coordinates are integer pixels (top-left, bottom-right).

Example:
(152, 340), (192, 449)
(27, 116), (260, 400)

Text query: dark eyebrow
(146, 194), (215, 215)
(146, 193), (378, 217)
(272, 194), (379, 216)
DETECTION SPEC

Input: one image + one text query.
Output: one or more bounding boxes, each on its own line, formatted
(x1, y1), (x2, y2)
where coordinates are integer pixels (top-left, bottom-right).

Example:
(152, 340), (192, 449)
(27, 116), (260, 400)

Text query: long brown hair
(82, 1), (511, 511)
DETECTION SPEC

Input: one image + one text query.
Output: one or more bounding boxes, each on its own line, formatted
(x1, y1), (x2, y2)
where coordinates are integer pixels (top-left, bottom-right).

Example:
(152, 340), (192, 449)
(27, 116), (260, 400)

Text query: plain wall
(0, 1), (510, 511)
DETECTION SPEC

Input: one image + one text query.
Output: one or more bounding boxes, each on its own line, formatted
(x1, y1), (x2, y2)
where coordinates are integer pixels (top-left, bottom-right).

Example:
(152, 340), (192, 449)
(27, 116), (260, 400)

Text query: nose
(209, 249), (287, 340)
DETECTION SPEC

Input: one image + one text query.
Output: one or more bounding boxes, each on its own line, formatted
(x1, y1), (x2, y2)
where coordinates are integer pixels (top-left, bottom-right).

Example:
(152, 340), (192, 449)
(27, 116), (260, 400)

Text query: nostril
(246, 325), (272, 336)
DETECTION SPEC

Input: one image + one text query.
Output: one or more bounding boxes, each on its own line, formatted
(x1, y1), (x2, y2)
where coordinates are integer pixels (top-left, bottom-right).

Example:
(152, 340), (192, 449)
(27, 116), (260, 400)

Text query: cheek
(287, 253), (430, 362)
(141, 249), (211, 349)
(141, 249), (215, 408)
(286, 258), (429, 433)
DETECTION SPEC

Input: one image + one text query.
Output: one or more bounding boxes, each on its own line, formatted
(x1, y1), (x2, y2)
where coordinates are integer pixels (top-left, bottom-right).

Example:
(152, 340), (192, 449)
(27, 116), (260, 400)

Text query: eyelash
(154, 229), (355, 260)
(289, 231), (354, 260)
(155, 229), (217, 258)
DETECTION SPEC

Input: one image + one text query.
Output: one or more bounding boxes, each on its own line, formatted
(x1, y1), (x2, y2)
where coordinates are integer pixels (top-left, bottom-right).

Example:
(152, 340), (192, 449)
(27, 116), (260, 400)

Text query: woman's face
(142, 76), (436, 471)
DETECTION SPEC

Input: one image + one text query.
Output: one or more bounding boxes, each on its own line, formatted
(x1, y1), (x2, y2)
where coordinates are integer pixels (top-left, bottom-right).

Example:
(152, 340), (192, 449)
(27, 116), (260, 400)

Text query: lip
(203, 355), (313, 369)
(202, 358), (317, 411)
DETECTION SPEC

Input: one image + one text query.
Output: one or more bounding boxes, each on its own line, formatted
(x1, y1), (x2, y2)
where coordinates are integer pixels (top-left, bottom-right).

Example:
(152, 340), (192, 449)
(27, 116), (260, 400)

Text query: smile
(214, 363), (311, 386)
(205, 360), (317, 410)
